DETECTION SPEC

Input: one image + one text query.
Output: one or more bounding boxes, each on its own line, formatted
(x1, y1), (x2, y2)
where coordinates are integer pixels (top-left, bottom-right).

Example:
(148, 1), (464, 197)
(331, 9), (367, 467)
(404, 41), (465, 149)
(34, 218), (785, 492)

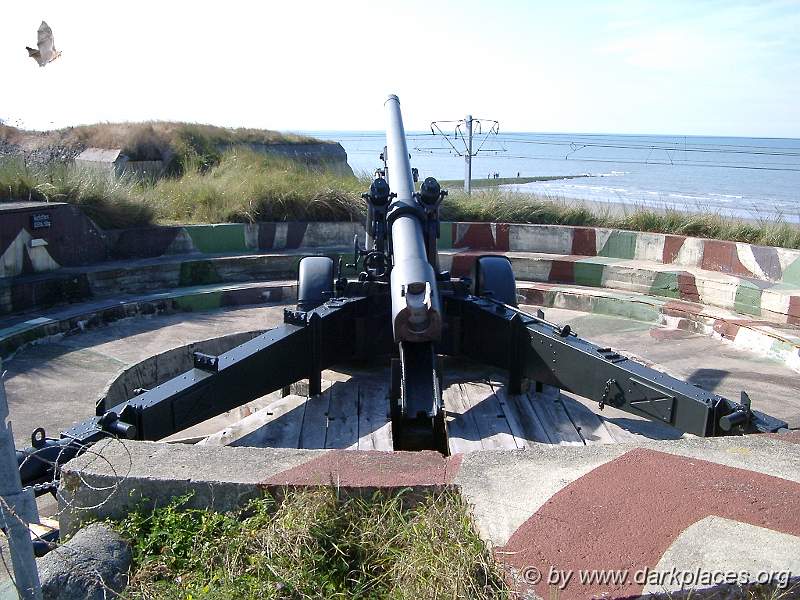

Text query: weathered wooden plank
(558, 393), (617, 445)
(528, 390), (584, 445)
(166, 390), (284, 443)
(299, 389), (330, 449)
(201, 394), (306, 448)
(237, 394), (306, 448)
(357, 379), (392, 451)
(325, 381), (359, 449)
(443, 382), (483, 454)
(461, 381), (518, 450)
(493, 385), (553, 445)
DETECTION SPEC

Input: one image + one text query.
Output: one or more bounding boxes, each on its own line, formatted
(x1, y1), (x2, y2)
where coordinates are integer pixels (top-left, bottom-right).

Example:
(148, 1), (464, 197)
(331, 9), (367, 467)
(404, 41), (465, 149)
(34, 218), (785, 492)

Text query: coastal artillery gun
(16, 95), (788, 490)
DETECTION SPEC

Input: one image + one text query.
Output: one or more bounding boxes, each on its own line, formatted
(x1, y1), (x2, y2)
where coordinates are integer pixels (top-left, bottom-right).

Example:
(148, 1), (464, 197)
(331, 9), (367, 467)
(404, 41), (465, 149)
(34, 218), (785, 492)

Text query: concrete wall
(100, 330), (264, 411)
(3, 217), (799, 324)
(0, 203), (107, 278)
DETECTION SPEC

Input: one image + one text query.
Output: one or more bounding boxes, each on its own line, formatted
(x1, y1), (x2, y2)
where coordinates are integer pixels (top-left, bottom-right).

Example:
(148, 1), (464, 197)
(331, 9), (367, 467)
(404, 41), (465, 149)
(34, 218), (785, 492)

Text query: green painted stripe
(593, 296), (660, 322)
(574, 262), (605, 287)
(174, 291), (224, 312)
(179, 260), (223, 286)
(598, 230), (637, 259)
(734, 282), (762, 316)
(437, 223), (454, 250)
(782, 256), (800, 285)
(649, 271), (681, 299)
(186, 224), (247, 254)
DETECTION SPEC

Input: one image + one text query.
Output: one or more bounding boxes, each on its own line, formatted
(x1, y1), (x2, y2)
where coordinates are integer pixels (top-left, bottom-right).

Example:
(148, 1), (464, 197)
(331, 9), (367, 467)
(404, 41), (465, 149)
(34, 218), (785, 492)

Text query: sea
(302, 131), (800, 223)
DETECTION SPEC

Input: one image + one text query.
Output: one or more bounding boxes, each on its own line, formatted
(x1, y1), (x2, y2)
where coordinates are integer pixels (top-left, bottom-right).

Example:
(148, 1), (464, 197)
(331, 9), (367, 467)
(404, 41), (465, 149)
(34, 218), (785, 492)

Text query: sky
(1, 0), (799, 137)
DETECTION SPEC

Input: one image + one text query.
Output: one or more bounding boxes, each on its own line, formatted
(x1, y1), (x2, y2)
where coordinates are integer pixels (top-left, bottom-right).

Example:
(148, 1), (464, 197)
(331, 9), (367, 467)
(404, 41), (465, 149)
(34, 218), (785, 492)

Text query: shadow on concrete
(686, 368), (730, 393)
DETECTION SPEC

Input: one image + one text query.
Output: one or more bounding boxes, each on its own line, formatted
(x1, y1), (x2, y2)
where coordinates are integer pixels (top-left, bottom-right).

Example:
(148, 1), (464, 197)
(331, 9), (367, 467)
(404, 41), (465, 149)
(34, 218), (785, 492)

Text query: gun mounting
(16, 95), (788, 491)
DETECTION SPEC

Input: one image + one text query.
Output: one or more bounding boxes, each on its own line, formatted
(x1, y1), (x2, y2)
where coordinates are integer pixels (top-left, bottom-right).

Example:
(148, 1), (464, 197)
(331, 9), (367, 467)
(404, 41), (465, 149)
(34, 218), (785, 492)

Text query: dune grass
(143, 150), (365, 224)
(2, 151), (799, 249)
(113, 488), (508, 600)
(0, 151), (364, 228)
(0, 159), (155, 229)
(0, 121), (317, 159)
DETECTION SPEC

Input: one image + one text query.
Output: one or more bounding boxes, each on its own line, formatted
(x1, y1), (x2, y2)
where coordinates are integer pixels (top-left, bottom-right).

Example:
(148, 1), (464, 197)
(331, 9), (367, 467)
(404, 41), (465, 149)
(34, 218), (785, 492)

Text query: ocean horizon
(302, 131), (800, 223)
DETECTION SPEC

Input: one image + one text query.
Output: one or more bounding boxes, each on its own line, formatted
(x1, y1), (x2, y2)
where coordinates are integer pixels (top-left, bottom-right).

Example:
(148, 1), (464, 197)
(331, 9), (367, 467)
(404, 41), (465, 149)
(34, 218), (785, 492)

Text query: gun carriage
(16, 95), (788, 490)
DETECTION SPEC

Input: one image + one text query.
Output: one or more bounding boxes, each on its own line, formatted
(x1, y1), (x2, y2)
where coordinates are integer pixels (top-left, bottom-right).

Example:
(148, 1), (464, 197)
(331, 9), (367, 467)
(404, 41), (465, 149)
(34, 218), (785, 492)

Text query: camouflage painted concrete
(0, 280), (296, 359)
(437, 222), (800, 325)
(4, 218), (799, 323)
(517, 281), (800, 373)
(3, 220), (799, 373)
(0, 220), (363, 314)
(0, 202), (107, 278)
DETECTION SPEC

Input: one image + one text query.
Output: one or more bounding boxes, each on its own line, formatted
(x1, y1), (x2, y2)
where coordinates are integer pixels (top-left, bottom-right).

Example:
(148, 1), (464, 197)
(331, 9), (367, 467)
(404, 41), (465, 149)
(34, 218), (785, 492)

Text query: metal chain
(600, 378), (616, 410)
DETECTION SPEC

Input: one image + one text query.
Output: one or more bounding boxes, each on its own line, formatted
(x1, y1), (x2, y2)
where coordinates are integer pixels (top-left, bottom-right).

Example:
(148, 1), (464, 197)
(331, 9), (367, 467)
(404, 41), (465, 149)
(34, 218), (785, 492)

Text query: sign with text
(30, 213), (52, 230)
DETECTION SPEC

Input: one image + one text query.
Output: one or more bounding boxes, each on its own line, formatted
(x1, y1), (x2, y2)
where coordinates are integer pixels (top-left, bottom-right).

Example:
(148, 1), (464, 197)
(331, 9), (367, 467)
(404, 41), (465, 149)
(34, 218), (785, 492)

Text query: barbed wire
(3, 434), (134, 599)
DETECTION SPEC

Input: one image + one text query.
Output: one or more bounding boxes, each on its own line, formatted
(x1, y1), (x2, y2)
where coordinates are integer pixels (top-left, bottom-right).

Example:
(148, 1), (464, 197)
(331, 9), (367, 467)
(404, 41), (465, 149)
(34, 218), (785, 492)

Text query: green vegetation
(0, 158), (155, 229)
(0, 121), (317, 160)
(0, 151), (363, 228)
(112, 488), (508, 600)
(2, 151), (800, 249)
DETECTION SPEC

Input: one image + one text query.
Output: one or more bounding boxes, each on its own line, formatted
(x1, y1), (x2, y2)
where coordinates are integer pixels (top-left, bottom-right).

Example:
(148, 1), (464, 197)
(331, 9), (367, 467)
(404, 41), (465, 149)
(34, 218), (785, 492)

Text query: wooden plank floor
(199, 365), (685, 451)
(201, 371), (394, 450)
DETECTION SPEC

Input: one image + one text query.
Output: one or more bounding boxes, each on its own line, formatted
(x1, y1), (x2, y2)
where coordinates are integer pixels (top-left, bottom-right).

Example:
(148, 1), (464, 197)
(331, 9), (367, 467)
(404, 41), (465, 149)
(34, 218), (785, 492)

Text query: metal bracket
(284, 308), (309, 326)
(193, 352), (219, 373)
(628, 377), (675, 422)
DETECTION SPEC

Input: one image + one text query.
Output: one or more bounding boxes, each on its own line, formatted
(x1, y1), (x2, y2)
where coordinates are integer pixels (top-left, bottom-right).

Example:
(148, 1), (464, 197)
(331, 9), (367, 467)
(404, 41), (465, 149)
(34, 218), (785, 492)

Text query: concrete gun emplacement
(16, 95), (789, 489)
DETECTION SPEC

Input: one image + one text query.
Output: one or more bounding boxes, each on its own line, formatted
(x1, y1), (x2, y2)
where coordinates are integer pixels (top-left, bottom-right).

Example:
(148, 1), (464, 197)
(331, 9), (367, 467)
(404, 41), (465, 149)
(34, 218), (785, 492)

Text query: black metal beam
(444, 294), (788, 436)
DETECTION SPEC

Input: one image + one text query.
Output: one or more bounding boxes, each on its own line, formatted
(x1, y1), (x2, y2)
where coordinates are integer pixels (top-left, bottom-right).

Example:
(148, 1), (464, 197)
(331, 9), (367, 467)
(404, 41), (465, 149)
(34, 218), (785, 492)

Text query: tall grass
(113, 488), (508, 600)
(0, 158), (154, 229)
(144, 151), (366, 223)
(0, 121), (317, 160)
(2, 153), (799, 249)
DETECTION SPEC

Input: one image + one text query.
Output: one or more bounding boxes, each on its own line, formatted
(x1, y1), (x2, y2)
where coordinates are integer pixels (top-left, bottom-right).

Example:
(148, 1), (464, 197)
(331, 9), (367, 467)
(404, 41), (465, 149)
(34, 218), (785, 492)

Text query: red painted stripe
(499, 447), (800, 599)
(701, 240), (754, 277)
(788, 296), (800, 323)
(261, 450), (462, 488)
(713, 320), (742, 340)
(662, 299), (704, 316)
(571, 228), (597, 257)
(548, 256), (584, 284)
(662, 235), (686, 264)
(677, 272), (701, 302)
(766, 430), (800, 445)
(496, 223), (510, 252)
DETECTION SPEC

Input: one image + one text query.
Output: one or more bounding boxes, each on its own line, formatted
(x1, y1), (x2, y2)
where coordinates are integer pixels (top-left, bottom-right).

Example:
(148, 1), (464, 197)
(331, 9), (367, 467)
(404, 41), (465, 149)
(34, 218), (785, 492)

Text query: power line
(429, 116), (502, 193)
(486, 137), (800, 158)
(412, 151), (800, 172)
(493, 132), (800, 151)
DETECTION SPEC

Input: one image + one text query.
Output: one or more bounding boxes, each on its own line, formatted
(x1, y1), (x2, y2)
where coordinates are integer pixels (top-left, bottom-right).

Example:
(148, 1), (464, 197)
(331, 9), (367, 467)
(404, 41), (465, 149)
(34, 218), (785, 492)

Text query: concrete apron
(59, 433), (800, 600)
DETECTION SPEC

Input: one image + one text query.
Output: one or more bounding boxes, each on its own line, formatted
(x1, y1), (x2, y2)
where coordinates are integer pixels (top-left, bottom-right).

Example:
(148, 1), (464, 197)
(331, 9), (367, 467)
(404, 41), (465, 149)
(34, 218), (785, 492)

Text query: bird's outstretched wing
(37, 21), (55, 57)
(26, 45), (44, 66)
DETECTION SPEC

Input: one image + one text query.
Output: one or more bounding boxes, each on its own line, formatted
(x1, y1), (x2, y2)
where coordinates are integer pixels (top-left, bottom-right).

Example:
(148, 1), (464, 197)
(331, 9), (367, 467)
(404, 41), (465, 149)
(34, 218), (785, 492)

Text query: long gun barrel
(384, 95), (442, 342)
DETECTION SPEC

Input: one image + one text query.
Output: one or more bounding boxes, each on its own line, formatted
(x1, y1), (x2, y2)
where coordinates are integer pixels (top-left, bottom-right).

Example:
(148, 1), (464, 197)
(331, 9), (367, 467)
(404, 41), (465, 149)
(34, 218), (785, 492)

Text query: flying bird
(26, 21), (61, 67)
